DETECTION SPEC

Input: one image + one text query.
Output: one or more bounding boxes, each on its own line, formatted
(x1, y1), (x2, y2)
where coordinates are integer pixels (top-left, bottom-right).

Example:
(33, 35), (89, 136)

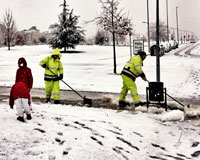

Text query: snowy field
(0, 44), (200, 159)
(0, 43), (200, 100)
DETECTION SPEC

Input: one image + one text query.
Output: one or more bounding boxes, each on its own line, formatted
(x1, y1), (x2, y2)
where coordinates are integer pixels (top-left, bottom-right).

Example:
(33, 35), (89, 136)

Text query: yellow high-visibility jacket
(121, 55), (145, 81)
(40, 48), (63, 81)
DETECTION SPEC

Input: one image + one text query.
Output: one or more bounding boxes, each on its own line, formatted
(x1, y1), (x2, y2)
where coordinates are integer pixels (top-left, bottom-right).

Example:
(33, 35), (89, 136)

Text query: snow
(0, 103), (200, 160)
(0, 43), (200, 159)
(1, 43), (200, 99)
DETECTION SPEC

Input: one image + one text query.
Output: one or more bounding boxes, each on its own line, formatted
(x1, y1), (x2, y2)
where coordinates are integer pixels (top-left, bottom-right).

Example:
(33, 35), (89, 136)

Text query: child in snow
(16, 57), (33, 109)
(16, 57), (33, 90)
(9, 82), (32, 122)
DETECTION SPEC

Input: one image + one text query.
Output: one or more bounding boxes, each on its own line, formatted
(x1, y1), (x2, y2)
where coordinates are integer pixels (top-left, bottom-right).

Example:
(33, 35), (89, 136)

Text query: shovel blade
(83, 96), (92, 106)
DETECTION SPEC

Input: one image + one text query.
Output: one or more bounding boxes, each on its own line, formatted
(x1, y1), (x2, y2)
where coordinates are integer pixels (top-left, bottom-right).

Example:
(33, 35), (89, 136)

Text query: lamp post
(129, 32), (132, 58)
(146, 0), (150, 53)
(166, 0), (169, 42)
(176, 6), (179, 46)
(142, 21), (150, 54)
(156, 0), (160, 82)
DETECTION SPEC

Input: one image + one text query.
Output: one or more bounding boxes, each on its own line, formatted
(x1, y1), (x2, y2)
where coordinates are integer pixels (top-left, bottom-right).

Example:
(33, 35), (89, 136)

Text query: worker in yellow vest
(119, 50), (148, 109)
(40, 48), (63, 104)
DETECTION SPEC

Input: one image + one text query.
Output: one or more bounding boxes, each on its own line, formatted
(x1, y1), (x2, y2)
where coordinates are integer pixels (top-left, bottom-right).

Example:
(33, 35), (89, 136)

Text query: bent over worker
(119, 50), (148, 109)
(39, 48), (63, 104)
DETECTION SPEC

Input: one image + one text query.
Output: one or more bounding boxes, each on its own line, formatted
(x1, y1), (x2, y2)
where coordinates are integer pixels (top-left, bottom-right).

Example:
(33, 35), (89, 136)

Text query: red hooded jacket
(9, 82), (31, 108)
(16, 57), (33, 89)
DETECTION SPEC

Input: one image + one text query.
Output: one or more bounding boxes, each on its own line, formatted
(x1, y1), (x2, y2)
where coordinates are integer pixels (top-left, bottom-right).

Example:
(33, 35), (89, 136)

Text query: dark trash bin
(146, 81), (167, 111)
(150, 45), (164, 56)
(150, 45), (157, 56)
(148, 82), (164, 101)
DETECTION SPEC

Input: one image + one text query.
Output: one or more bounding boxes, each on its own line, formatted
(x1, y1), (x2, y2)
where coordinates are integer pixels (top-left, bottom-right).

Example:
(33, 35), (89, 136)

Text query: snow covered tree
(95, 0), (133, 73)
(39, 36), (47, 44)
(2, 9), (17, 50)
(95, 29), (109, 45)
(14, 33), (25, 45)
(49, 0), (85, 52)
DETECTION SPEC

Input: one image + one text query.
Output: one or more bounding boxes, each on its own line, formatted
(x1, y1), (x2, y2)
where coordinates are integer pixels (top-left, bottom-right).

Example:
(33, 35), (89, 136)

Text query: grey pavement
(0, 86), (198, 108)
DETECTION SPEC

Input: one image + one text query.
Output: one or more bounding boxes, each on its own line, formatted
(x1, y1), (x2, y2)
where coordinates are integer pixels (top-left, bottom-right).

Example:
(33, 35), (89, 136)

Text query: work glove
(142, 76), (148, 81)
(42, 64), (49, 70)
(59, 74), (63, 80)
(10, 105), (13, 109)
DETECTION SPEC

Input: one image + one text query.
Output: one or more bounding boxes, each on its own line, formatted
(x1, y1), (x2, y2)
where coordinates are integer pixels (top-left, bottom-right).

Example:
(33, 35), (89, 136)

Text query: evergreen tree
(95, 30), (109, 45)
(15, 33), (25, 45)
(49, 0), (85, 52)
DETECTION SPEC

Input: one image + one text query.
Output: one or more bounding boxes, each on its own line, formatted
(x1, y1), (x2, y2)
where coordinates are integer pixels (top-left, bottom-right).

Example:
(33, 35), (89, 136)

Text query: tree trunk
(112, 31), (117, 74)
(8, 40), (10, 50)
(111, 2), (117, 74)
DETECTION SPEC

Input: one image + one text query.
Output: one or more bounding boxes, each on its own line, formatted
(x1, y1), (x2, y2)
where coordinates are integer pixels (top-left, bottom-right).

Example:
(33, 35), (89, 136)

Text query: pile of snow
(154, 110), (185, 122)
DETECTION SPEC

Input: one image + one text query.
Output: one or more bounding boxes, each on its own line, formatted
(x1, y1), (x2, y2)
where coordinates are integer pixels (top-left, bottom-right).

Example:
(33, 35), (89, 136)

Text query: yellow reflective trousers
(119, 74), (140, 103)
(45, 80), (60, 100)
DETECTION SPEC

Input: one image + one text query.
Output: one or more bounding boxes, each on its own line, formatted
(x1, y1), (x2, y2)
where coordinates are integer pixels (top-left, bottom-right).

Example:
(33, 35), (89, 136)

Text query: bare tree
(149, 20), (168, 42)
(93, 0), (133, 74)
(2, 9), (17, 50)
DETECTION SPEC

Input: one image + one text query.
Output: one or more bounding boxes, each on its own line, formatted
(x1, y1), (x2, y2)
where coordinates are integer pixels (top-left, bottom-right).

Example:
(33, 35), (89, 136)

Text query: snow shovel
(48, 70), (92, 106)
(146, 80), (190, 108)
(166, 93), (190, 108)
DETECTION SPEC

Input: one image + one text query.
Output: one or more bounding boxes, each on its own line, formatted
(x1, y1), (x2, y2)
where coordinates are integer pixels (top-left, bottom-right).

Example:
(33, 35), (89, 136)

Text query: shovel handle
(47, 69), (84, 99)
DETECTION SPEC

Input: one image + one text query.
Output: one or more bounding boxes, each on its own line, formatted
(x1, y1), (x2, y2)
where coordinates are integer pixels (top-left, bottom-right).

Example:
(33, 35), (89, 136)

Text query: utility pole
(156, 0), (160, 82)
(111, 1), (117, 74)
(129, 33), (132, 57)
(147, 0), (150, 53)
(176, 6), (179, 46)
(166, 0), (169, 42)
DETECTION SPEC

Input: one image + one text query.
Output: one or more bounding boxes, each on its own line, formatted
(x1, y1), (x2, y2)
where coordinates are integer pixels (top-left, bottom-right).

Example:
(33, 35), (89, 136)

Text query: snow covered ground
(0, 43), (200, 100)
(0, 44), (200, 159)
(0, 102), (200, 160)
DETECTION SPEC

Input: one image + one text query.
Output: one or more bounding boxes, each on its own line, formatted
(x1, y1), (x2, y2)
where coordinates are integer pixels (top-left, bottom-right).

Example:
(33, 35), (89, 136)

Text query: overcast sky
(0, 0), (199, 38)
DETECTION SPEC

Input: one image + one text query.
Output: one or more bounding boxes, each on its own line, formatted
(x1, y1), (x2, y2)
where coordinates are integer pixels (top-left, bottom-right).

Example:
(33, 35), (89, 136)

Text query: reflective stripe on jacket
(121, 55), (145, 81)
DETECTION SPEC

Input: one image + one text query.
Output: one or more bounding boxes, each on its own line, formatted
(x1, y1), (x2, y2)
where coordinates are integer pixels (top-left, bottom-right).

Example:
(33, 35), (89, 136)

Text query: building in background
(0, 24), (5, 46)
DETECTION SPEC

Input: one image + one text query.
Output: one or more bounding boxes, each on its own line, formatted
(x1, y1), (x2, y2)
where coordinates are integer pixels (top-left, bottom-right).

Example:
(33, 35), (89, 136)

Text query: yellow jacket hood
(50, 48), (62, 58)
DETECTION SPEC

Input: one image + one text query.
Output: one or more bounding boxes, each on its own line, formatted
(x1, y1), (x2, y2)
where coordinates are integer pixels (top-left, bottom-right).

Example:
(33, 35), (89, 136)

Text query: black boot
(17, 116), (25, 122)
(135, 101), (146, 107)
(118, 100), (126, 110)
(54, 100), (62, 104)
(27, 114), (32, 120)
(45, 98), (50, 103)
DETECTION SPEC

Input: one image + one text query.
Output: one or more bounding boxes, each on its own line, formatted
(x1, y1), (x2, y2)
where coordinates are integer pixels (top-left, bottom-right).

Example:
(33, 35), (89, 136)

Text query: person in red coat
(16, 57), (33, 110)
(9, 82), (32, 122)
(16, 57), (33, 90)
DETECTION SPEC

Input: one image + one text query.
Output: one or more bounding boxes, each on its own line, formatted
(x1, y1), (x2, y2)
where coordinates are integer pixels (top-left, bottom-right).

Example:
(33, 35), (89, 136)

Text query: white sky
(0, 0), (200, 38)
